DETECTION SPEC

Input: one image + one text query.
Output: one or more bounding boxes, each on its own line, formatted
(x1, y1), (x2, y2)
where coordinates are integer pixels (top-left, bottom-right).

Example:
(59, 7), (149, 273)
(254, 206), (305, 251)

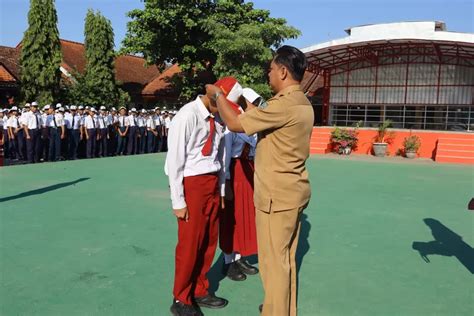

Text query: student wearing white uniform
(0, 110), (4, 161)
(146, 110), (157, 153)
(97, 106), (109, 157)
(6, 107), (20, 160)
(162, 111), (172, 152)
(153, 108), (163, 152)
(116, 107), (129, 155)
(23, 102), (42, 163)
(2, 108), (9, 159)
(107, 107), (118, 155)
(57, 107), (67, 160)
(17, 106), (29, 161)
(219, 88), (261, 282)
(44, 104), (65, 162)
(84, 108), (98, 159)
(137, 109), (147, 154)
(68, 105), (81, 160)
(76, 105), (86, 158)
(127, 108), (138, 155)
(165, 77), (243, 316)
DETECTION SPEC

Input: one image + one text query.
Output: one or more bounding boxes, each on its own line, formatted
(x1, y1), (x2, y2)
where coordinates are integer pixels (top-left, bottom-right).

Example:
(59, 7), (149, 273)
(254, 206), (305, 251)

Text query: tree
(68, 10), (130, 107)
(20, 0), (62, 104)
(82, 9), (118, 106)
(122, 0), (300, 100)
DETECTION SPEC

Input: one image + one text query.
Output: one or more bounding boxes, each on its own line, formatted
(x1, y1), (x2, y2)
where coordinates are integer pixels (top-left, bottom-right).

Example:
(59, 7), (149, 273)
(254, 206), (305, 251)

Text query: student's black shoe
(194, 294), (228, 309)
(225, 262), (246, 281)
(170, 300), (201, 316)
(259, 304), (263, 313)
(235, 259), (259, 275)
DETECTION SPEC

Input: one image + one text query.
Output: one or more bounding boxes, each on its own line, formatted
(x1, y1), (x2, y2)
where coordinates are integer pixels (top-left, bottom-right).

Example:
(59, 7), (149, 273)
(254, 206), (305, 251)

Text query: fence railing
(329, 104), (474, 131)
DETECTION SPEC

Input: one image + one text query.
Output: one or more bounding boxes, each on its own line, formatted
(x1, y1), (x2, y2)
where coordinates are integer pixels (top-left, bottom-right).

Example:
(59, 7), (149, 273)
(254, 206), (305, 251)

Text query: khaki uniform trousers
(256, 205), (305, 316)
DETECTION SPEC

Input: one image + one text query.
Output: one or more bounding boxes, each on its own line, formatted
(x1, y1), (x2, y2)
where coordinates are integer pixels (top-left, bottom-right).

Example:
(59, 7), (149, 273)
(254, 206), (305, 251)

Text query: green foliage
(20, 0), (62, 105)
(403, 134), (421, 152)
(331, 124), (359, 153)
(122, 0), (300, 100)
(81, 9), (117, 106)
(375, 120), (395, 143)
(66, 10), (129, 107)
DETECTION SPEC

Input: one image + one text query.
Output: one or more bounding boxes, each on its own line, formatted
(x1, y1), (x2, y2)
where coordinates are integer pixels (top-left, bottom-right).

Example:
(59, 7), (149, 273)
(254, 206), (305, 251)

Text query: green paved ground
(0, 154), (473, 316)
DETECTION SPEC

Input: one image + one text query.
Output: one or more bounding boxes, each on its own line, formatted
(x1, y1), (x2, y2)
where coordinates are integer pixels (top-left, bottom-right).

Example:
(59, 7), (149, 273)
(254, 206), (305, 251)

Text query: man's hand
(61, 134), (65, 140)
(205, 84), (223, 101)
(174, 207), (189, 222)
(220, 197), (225, 209)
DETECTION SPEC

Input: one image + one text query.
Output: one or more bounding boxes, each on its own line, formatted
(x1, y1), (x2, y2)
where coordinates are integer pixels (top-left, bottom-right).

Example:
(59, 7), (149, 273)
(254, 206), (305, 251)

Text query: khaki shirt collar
(275, 84), (302, 97)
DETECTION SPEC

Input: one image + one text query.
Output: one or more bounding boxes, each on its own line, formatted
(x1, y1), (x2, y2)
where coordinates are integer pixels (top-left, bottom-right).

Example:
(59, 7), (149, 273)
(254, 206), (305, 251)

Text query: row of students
(0, 103), (174, 164)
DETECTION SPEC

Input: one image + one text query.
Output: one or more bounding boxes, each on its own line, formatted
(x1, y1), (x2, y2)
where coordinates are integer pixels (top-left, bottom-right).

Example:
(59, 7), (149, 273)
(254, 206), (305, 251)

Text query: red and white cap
(214, 76), (243, 113)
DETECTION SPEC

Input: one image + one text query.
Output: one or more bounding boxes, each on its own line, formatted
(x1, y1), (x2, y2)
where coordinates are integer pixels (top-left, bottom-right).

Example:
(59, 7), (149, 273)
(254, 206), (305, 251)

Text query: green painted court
(1, 154), (473, 315)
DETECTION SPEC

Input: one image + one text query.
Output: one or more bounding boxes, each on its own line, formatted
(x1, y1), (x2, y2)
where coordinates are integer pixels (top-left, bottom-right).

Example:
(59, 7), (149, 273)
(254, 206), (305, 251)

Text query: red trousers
(173, 173), (220, 305)
(220, 158), (258, 257)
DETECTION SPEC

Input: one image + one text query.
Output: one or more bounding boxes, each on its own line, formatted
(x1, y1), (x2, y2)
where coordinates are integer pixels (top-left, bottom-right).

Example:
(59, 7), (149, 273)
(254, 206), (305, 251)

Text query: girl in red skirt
(220, 88), (263, 281)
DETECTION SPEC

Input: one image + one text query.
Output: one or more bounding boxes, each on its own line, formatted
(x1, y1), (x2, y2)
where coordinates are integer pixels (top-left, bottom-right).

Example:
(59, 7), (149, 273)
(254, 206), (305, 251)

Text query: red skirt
(219, 158), (258, 257)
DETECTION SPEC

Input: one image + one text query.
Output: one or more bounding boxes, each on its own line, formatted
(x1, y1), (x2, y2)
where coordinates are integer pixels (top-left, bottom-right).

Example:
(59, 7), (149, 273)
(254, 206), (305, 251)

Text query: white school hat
(242, 88), (262, 104)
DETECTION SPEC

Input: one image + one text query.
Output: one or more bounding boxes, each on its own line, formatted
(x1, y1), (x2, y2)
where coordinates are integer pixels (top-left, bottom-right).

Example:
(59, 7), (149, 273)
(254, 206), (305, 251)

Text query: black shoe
(259, 304), (263, 313)
(194, 293), (228, 309)
(225, 262), (246, 281)
(170, 300), (201, 316)
(235, 259), (259, 275)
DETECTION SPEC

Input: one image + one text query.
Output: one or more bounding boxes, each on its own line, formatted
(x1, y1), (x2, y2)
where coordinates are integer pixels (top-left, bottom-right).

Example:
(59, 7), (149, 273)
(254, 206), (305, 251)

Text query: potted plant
(403, 135), (421, 159)
(373, 120), (393, 157)
(330, 125), (359, 155)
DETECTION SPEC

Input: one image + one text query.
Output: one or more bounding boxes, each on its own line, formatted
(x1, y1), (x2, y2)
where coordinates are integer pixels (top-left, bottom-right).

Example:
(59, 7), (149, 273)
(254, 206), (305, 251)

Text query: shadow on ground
(0, 177), (90, 203)
(412, 218), (474, 274)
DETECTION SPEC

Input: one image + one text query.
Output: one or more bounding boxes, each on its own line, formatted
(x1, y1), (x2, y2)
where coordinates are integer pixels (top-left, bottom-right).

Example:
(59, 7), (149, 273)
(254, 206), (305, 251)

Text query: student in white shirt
(44, 104), (64, 162)
(108, 107), (118, 155)
(127, 108), (138, 155)
(165, 77), (243, 315)
(58, 107), (67, 160)
(146, 110), (157, 153)
(153, 108), (163, 152)
(219, 88), (262, 282)
(137, 109), (147, 154)
(2, 108), (9, 159)
(68, 105), (81, 160)
(23, 102), (42, 163)
(116, 107), (129, 155)
(162, 111), (171, 152)
(16, 107), (28, 161)
(84, 108), (98, 158)
(97, 106), (109, 157)
(6, 107), (20, 160)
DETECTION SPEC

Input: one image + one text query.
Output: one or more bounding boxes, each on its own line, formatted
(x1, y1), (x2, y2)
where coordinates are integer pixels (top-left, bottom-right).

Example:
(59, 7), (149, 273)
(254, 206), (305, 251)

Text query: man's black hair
(273, 45), (307, 82)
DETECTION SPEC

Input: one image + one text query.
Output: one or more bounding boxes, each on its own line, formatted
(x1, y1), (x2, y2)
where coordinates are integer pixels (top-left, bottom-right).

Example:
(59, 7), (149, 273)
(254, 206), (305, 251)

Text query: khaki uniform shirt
(239, 85), (314, 212)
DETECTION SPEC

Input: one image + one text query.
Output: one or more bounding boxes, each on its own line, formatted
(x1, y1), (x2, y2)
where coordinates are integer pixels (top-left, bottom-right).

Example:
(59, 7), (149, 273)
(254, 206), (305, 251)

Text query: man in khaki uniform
(206, 45), (313, 316)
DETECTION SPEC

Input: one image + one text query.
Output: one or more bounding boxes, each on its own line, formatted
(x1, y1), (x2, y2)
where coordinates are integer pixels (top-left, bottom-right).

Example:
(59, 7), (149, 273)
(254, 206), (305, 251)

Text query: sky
(0, 0), (473, 50)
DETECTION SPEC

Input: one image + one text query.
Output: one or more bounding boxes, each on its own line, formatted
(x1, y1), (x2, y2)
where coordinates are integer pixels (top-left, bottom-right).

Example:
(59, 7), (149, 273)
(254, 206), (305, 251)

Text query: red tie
(201, 116), (215, 156)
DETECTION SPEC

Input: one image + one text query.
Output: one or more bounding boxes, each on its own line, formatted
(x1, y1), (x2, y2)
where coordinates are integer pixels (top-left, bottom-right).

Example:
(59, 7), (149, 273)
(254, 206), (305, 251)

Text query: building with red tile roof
(0, 39), (181, 107)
